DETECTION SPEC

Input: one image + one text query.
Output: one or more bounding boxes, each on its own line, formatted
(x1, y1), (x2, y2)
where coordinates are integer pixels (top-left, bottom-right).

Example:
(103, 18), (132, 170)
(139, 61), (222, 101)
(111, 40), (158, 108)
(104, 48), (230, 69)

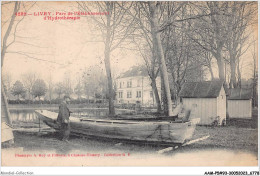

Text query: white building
(227, 88), (252, 119)
(179, 80), (226, 125)
(115, 67), (161, 107)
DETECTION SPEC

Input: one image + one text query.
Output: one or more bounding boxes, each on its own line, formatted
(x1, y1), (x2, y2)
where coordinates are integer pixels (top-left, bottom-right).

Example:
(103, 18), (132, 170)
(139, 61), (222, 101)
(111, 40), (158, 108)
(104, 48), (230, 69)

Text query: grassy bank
(191, 126), (258, 155)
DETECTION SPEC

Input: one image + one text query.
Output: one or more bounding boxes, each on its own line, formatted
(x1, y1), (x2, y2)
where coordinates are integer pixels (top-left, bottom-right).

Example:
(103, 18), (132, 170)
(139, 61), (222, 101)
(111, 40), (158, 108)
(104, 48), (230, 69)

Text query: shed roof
(179, 80), (224, 98)
(228, 88), (252, 100)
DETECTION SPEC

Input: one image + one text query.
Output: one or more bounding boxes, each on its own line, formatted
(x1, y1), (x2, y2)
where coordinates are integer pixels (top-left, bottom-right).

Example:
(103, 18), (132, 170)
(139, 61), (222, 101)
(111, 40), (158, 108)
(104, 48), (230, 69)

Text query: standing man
(57, 95), (71, 142)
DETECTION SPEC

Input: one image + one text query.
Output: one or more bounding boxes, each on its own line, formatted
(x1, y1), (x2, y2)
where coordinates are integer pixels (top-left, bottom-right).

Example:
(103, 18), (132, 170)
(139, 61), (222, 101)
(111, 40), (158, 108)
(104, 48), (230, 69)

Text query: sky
(2, 1), (143, 85)
(1, 1), (258, 86)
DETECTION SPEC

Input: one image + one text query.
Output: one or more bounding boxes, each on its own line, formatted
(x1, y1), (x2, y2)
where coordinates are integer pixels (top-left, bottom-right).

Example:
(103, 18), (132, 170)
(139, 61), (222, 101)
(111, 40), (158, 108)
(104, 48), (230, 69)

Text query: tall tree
(131, 3), (162, 112)
(139, 47), (161, 112)
(126, 1), (185, 115)
(22, 71), (38, 100)
(252, 41), (258, 107)
(55, 82), (64, 99)
(2, 72), (12, 96)
(225, 2), (257, 88)
(77, 2), (136, 116)
(1, 2), (21, 125)
(11, 80), (25, 100)
(81, 65), (108, 102)
(63, 72), (73, 96)
(1, 1), (35, 125)
(2, 1), (36, 66)
(162, 4), (193, 98)
(148, 1), (174, 116)
(188, 2), (229, 81)
(1, 2), (20, 66)
(32, 79), (47, 100)
(74, 74), (83, 102)
(47, 73), (53, 104)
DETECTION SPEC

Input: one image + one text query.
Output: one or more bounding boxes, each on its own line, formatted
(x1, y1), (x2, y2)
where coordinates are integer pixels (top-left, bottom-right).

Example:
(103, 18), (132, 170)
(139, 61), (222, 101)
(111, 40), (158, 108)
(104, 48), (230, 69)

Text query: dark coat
(57, 101), (70, 124)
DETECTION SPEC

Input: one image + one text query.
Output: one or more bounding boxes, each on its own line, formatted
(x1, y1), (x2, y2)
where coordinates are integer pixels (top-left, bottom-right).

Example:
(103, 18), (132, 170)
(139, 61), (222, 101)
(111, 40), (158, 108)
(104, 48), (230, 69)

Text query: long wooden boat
(35, 110), (200, 144)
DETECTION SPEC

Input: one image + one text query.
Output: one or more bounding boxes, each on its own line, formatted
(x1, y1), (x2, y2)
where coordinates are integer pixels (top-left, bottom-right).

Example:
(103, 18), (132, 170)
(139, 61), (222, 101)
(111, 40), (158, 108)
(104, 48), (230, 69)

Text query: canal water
(9, 108), (133, 128)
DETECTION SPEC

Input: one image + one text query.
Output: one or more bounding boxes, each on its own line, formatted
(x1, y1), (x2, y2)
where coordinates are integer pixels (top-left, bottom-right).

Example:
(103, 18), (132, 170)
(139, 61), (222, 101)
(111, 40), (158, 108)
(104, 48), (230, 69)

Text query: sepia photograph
(0, 0), (258, 173)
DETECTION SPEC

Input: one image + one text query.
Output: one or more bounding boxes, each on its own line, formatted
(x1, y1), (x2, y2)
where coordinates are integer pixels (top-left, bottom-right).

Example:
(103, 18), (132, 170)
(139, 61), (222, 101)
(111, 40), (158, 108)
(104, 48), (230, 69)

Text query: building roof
(228, 88), (252, 100)
(118, 66), (148, 79)
(179, 80), (224, 98)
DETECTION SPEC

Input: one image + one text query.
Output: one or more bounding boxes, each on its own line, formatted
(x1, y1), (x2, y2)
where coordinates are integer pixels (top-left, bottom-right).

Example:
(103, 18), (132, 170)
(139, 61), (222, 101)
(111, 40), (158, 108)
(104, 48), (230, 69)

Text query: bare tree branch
(6, 51), (64, 65)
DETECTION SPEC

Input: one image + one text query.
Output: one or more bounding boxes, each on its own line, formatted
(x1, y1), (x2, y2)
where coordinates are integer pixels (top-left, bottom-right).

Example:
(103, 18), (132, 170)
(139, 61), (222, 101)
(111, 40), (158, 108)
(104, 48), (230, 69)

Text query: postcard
(1, 1), (258, 174)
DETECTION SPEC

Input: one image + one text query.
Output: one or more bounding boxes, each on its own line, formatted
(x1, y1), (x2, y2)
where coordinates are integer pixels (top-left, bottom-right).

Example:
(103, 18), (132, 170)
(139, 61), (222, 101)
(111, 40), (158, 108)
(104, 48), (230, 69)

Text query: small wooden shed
(179, 80), (226, 125)
(227, 88), (252, 119)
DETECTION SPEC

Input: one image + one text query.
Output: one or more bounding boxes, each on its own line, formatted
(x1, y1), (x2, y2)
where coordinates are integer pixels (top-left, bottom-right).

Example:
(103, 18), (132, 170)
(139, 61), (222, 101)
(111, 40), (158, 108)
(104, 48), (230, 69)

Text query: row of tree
(2, 2), (257, 116)
(77, 2), (257, 116)
(9, 79), (46, 101)
(3, 65), (109, 103)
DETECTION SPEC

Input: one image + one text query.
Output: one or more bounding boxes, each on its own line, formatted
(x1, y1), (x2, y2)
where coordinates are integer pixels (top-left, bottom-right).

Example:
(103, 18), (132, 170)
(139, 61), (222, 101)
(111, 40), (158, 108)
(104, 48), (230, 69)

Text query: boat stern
(167, 118), (200, 144)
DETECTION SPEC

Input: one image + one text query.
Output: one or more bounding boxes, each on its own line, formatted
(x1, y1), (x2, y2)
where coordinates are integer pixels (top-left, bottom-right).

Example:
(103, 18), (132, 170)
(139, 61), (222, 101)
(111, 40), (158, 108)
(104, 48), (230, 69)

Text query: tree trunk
(104, 5), (115, 116)
(236, 59), (241, 88)
(149, 2), (173, 116)
(49, 88), (52, 104)
(253, 46), (257, 107)
(176, 80), (182, 96)
(151, 77), (161, 112)
(1, 2), (20, 128)
(216, 51), (225, 81)
(49, 92), (52, 104)
(1, 83), (12, 125)
(208, 63), (214, 80)
(29, 90), (31, 101)
(230, 57), (237, 88)
(1, 2), (19, 67)
(160, 73), (168, 115)
(170, 72), (177, 102)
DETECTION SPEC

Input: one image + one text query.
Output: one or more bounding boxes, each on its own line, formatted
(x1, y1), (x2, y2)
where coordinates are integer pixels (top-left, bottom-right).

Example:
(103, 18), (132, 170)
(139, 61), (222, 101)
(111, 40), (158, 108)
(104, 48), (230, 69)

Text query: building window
(127, 80), (132, 88)
(127, 91), (132, 98)
(136, 91), (141, 98)
(150, 91), (153, 98)
(137, 79), (141, 87)
(119, 82), (122, 88)
(118, 92), (123, 98)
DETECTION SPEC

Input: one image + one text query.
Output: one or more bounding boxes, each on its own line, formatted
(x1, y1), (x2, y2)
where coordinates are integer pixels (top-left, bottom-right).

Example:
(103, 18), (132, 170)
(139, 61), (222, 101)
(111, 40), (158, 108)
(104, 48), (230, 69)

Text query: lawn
(2, 108), (258, 166)
(191, 125), (258, 155)
(189, 108), (258, 155)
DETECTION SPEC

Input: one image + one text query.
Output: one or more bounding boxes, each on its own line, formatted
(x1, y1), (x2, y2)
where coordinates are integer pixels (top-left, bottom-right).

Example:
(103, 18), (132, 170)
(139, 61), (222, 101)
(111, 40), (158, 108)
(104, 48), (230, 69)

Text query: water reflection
(9, 108), (132, 124)
(10, 109), (38, 123)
